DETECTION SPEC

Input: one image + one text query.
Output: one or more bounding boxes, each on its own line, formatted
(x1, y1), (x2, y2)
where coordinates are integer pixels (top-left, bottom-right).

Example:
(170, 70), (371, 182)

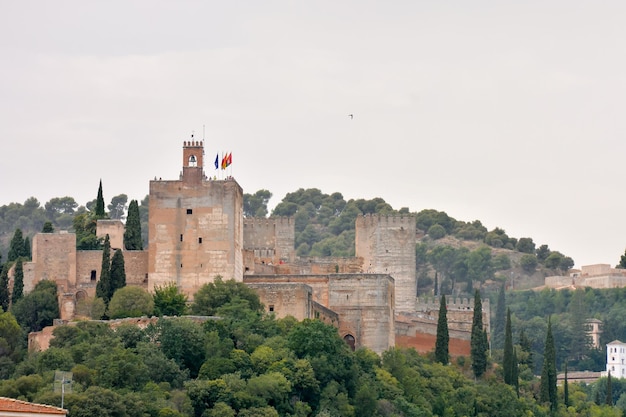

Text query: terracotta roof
(0, 397), (66, 415)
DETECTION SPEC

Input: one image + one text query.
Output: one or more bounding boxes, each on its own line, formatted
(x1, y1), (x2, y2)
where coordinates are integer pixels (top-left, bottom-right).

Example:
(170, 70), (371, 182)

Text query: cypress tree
(519, 328), (533, 368)
(435, 294), (449, 364)
(124, 200), (143, 250)
(564, 363), (569, 407)
(512, 347), (519, 396)
(0, 264), (9, 312)
(109, 249), (126, 298)
(434, 272), (438, 296)
(503, 308), (514, 385)
(492, 282), (506, 350)
(96, 235), (112, 304)
(8, 229), (25, 262)
(471, 289), (488, 378)
(23, 237), (31, 260)
(95, 179), (106, 217)
(11, 259), (24, 304)
(606, 371), (613, 405)
(540, 318), (557, 411)
(42, 221), (54, 233)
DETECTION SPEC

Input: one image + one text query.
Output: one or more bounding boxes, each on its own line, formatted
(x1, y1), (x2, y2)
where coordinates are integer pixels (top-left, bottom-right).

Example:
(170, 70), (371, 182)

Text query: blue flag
(214, 153), (219, 170)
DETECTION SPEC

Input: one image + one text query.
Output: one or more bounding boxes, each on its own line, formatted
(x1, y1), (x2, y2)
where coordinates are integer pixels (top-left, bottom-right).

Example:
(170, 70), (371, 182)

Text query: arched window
(188, 155), (197, 167)
(343, 334), (356, 351)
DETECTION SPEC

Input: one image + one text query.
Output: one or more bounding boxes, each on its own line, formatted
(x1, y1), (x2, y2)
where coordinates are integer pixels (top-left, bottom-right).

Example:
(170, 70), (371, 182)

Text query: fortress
(23, 140), (489, 355)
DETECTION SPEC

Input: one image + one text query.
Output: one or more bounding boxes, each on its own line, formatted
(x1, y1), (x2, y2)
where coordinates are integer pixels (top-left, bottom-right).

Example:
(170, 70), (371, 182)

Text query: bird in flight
(348, 114), (353, 119)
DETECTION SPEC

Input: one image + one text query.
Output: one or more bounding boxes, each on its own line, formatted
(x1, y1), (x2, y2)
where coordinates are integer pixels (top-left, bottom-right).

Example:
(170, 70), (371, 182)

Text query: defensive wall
(243, 217), (295, 264)
(545, 264), (626, 289)
(355, 214), (416, 312)
(244, 273), (395, 354)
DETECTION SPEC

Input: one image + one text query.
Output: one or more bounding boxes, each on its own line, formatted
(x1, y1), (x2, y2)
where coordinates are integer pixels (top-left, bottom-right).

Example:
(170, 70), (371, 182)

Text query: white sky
(1, 1), (625, 268)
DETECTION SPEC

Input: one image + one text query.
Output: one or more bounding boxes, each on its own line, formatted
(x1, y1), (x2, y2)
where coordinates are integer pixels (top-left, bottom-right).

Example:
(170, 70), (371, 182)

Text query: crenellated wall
(355, 214), (416, 312)
(243, 217), (295, 264)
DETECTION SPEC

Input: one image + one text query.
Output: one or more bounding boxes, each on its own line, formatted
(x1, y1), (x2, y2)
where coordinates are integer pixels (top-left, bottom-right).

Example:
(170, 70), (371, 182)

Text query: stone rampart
(246, 282), (312, 321)
(243, 217), (295, 263)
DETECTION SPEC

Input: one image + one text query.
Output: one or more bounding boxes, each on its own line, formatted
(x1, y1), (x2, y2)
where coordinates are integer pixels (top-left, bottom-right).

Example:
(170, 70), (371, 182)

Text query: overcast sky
(2, 1), (625, 268)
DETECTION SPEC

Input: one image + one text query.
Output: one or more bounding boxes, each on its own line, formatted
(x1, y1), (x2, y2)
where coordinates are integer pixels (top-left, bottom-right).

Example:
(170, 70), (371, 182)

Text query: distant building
(602, 340), (626, 378)
(546, 264), (626, 290)
(585, 318), (603, 349)
(0, 397), (66, 416)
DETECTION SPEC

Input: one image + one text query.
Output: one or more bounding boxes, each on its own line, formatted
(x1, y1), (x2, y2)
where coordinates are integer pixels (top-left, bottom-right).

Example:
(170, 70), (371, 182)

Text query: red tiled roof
(0, 397), (66, 415)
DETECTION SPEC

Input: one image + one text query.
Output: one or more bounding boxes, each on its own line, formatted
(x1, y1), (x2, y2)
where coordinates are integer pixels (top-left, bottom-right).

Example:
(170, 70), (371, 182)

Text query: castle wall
(75, 251), (102, 296)
(124, 251), (149, 288)
(355, 215), (416, 312)
(96, 220), (125, 250)
(246, 282), (312, 321)
(244, 273), (395, 354)
(415, 296), (491, 334)
(243, 217), (295, 264)
(31, 232), (76, 292)
(148, 178), (243, 299)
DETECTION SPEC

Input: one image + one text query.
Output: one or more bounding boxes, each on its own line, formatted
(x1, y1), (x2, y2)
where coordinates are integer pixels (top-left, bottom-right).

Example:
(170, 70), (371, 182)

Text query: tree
(23, 237), (31, 260)
(8, 229), (26, 262)
(520, 254), (538, 274)
(108, 286), (154, 319)
(564, 363), (569, 407)
(153, 283), (188, 316)
(516, 237), (535, 254)
(492, 283), (506, 350)
(73, 212), (101, 250)
(108, 194), (128, 220)
(0, 265), (9, 312)
(123, 200), (143, 250)
(471, 290), (488, 378)
(427, 224), (446, 240)
(243, 189), (272, 218)
(618, 249), (626, 269)
(536, 244), (551, 263)
(42, 221), (54, 233)
(540, 318), (557, 411)
(11, 259), (24, 304)
(435, 295), (449, 364)
(95, 180), (106, 217)
(11, 280), (59, 332)
(191, 277), (263, 316)
(607, 371), (613, 405)
(109, 249), (126, 295)
(96, 235), (112, 305)
(503, 308), (514, 386)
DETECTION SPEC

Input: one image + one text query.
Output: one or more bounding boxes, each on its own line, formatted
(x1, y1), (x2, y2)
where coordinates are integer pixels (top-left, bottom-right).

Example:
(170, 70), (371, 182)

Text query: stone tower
(148, 140), (244, 299)
(355, 214), (416, 312)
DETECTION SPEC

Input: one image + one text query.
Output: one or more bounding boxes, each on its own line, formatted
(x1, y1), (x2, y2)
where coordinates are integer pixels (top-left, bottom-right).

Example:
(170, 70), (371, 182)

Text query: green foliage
(109, 249), (126, 294)
(471, 290), (488, 378)
(540, 318), (557, 411)
(435, 295), (449, 365)
(11, 279), (59, 332)
(149, 318), (207, 378)
(11, 259), (24, 304)
(503, 309), (515, 386)
(243, 189), (272, 218)
(42, 221), (54, 233)
(154, 283), (188, 316)
(0, 264), (10, 312)
(108, 194), (128, 220)
(491, 283), (506, 351)
(8, 229), (27, 262)
(108, 286), (154, 319)
(520, 254), (538, 273)
(191, 277), (263, 316)
(427, 224), (446, 240)
(515, 237), (535, 254)
(95, 179), (106, 217)
(96, 235), (112, 305)
(73, 212), (102, 250)
(492, 253), (512, 271)
(124, 199), (143, 250)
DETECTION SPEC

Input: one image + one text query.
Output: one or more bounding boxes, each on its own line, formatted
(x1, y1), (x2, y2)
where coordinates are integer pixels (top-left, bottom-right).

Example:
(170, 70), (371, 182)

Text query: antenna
(54, 370), (73, 409)
(203, 124), (205, 140)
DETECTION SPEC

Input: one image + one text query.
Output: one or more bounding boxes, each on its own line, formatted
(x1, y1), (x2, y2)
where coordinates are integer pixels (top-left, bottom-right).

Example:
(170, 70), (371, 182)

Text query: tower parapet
(243, 217), (295, 264)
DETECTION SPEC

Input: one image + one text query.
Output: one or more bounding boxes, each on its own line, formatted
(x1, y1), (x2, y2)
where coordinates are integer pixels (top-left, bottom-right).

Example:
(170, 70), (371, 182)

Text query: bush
(108, 287), (154, 319)
(520, 254), (538, 274)
(427, 224), (446, 240)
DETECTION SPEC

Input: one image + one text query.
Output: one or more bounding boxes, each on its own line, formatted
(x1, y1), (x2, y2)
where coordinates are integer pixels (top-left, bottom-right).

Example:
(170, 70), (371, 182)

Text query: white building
(602, 340), (626, 378)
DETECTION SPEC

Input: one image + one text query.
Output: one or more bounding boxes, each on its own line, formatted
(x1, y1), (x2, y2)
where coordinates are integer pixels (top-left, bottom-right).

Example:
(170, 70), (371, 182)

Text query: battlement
(183, 140), (203, 147)
(415, 296), (491, 313)
(355, 214), (416, 229)
(243, 216), (293, 228)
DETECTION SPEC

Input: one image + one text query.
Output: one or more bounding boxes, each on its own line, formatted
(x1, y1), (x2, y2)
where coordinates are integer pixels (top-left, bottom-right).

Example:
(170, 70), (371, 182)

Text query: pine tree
(503, 308), (514, 385)
(11, 259), (24, 304)
(95, 179), (106, 217)
(23, 237), (31, 260)
(42, 221), (54, 233)
(540, 318), (557, 411)
(606, 371), (613, 405)
(435, 294), (449, 364)
(8, 229), (25, 262)
(96, 235), (111, 304)
(109, 249), (126, 298)
(492, 282), (506, 350)
(124, 200), (143, 250)
(471, 289), (488, 378)
(0, 264), (9, 312)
